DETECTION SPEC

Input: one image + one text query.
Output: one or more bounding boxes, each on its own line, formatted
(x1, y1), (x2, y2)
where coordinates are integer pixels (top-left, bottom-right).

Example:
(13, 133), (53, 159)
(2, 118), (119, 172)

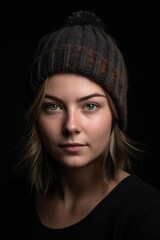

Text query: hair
(16, 10), (142, 195)
(17, 78), (140, 196)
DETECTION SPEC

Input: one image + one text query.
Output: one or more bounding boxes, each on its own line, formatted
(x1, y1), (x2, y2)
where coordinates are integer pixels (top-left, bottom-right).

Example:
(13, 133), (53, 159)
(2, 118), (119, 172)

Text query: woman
(1, 10), (160, 240)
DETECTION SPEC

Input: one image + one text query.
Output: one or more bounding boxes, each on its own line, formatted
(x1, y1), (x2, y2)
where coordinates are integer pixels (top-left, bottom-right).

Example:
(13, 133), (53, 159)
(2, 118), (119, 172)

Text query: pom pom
(65, 10), (106, 30)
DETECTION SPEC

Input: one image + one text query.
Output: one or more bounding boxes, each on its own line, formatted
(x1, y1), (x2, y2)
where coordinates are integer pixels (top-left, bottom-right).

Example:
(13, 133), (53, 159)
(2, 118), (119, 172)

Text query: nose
(62, 109), (81, 136)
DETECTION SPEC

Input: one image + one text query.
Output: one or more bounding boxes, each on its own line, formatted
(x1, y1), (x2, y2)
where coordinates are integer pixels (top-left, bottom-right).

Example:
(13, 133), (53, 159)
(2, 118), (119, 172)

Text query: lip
(59, 143), (86, 152)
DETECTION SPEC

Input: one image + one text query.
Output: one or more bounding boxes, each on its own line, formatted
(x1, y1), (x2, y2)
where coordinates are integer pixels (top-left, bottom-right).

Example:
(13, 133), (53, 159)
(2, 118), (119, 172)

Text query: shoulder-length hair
(17, 79), (141, 195)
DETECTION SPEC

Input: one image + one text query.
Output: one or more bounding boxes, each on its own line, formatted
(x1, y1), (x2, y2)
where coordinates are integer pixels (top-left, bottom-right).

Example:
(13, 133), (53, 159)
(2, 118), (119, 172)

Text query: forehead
(46, 73), (106, 96)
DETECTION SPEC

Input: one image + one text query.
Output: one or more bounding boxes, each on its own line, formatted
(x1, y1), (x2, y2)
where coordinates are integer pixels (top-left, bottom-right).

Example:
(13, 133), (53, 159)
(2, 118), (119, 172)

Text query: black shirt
(1, 175), (160, 239)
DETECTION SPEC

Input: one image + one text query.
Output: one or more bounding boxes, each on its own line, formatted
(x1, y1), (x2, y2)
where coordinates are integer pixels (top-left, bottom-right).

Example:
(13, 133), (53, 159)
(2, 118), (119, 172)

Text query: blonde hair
(17, 79), (141, 195)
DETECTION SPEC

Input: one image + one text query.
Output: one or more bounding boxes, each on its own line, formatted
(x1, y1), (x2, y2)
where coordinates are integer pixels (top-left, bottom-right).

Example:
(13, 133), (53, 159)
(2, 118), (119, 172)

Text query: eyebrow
(44, 93), (107, 103)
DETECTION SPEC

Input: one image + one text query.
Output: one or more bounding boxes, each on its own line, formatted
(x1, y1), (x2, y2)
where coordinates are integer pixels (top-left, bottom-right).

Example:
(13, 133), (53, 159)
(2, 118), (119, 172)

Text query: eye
(84, 103), (99, 111)
(42, 103), (62, 111)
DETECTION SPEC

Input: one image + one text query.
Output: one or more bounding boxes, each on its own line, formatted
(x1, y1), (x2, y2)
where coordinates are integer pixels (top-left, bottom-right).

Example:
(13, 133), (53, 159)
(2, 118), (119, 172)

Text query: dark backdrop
(0, 2), (158, 189)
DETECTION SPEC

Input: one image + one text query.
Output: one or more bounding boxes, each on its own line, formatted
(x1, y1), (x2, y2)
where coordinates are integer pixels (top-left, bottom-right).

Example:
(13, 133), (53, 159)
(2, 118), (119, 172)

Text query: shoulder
(123, 174), (160, 201)
(102, 175), (160, 238)
(114, 174), (160, 212)
(117, 175), (160, 238)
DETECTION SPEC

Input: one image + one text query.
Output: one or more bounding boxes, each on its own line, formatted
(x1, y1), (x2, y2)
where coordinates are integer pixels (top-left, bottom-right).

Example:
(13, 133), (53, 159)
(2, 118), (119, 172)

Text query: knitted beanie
(26, 10), (128, 131)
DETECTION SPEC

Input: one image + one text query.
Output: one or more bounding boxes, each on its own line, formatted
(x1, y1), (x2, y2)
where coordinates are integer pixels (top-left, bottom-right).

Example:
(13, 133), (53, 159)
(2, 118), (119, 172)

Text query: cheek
(89, 113), (112, 143)
(37, 117), (59, 142)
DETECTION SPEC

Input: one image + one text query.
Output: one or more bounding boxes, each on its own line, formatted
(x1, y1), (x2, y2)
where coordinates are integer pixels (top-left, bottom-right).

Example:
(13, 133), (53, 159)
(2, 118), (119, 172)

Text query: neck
(56, 161), (105, 200)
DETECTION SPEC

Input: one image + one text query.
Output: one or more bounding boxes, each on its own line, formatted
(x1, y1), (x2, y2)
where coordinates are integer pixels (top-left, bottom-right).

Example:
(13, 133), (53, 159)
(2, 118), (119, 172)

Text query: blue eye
(85, 103), (98, 111)
(42, 103), (61, 111)
(49, 104), (60, 110)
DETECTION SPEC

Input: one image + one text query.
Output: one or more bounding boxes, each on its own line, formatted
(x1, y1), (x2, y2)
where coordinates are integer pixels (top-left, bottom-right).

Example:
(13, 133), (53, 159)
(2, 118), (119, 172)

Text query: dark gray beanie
(26, 10), (128, 131)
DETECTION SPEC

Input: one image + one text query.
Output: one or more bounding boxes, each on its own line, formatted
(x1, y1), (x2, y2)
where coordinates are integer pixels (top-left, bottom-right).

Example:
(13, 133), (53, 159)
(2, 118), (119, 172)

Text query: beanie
(26, 10), (128, 131)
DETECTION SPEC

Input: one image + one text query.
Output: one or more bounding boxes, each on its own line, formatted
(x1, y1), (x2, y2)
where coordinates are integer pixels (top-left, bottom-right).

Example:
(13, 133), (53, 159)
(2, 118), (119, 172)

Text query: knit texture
(26, 10), (128, 130)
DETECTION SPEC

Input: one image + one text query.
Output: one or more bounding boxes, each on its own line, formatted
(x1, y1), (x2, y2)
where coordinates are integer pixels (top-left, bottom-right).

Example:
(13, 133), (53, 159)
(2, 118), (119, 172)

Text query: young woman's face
(38, 73), (112, 169)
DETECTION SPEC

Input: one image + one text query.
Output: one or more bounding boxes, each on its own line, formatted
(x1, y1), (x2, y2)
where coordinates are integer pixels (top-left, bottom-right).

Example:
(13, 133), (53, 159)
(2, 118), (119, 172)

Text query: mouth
(59, 143), (86, 152)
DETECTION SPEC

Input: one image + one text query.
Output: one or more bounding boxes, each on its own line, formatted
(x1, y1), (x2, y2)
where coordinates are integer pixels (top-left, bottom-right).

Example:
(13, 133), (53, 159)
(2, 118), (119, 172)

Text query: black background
(0, 2), (158, 189)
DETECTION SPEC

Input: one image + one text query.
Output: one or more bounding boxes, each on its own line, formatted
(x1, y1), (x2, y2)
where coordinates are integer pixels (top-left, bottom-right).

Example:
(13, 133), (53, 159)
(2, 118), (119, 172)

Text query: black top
(1, 174), (160, 240)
